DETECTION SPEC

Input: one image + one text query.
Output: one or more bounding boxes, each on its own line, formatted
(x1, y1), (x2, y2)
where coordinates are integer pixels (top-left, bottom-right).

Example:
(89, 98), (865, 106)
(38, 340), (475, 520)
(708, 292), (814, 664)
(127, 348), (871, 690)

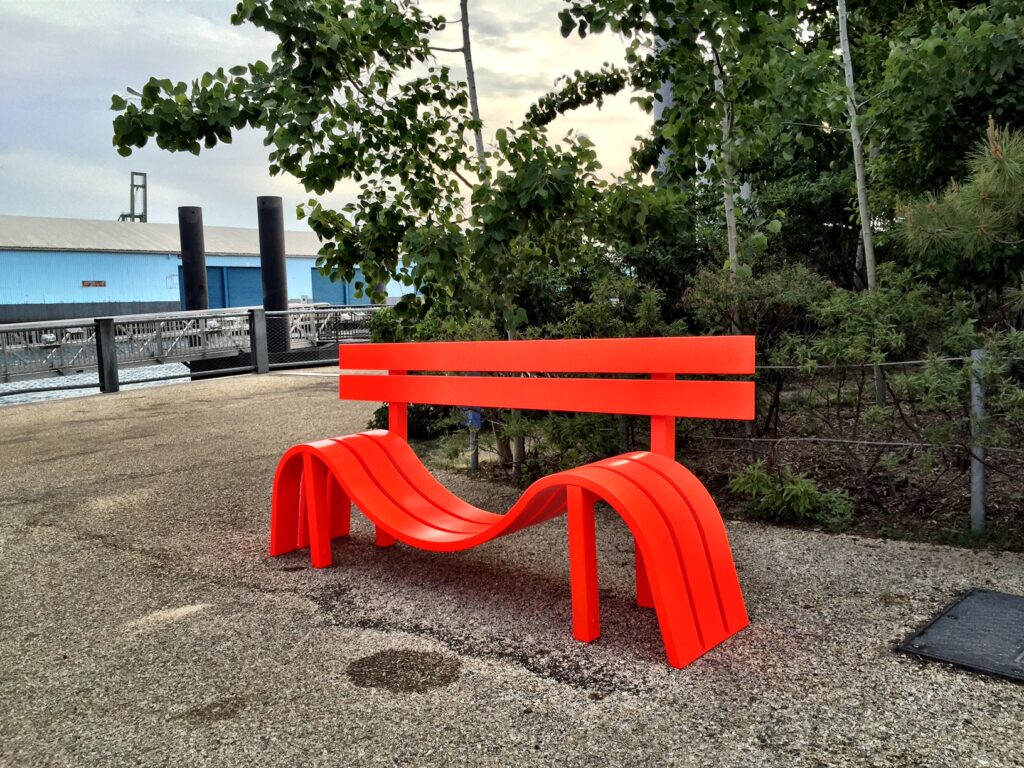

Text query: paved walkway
(1, 373), (1022, 767)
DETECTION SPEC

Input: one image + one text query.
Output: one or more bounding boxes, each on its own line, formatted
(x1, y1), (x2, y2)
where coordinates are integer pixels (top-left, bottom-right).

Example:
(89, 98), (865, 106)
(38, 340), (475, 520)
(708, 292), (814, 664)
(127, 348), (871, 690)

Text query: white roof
(0, 214), (323, 257)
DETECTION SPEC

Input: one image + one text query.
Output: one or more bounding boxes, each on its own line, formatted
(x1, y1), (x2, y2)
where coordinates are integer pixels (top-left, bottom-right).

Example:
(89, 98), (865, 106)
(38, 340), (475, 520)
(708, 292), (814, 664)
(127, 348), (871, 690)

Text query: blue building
(0, 214), (406, 323)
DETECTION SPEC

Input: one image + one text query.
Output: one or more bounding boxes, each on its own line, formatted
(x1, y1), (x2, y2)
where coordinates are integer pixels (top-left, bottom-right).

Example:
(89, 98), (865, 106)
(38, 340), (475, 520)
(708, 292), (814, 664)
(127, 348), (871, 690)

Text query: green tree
(530, 0), (822, 286)
(900, 121), (1024, 301)
(870, 0), (1024, 198)
(113, 0), (478, 309)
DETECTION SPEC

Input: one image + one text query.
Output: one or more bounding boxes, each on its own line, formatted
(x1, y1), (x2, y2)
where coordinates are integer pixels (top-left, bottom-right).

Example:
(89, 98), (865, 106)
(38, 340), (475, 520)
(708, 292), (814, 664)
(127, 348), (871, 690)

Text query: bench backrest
(339, 336), (755, 457)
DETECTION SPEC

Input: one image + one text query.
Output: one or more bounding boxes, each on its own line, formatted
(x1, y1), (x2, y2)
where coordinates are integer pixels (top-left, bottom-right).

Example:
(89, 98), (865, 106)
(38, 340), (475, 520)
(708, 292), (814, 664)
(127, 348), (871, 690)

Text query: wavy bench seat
(269, 336), (755, 668)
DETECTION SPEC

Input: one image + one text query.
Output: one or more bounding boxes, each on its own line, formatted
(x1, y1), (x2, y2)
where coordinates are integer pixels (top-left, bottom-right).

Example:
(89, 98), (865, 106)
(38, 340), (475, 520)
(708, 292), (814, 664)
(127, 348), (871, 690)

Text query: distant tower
(118, 172), (148, 222)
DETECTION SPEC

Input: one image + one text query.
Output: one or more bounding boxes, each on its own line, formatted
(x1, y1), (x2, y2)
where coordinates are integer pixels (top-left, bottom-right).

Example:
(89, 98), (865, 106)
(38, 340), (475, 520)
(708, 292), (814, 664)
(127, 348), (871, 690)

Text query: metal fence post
(969, 348), (986, 536)
(1, 331), (9, 383)
(199, 318), (208, 359)
(249, 308), (270, 374)
(156, 320), (165, 361)
(95, 317), (120, 394)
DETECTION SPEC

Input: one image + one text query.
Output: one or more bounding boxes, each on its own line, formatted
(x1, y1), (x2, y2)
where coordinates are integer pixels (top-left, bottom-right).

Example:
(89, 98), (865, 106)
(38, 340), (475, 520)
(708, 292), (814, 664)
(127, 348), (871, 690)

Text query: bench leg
(326, 475), (351, 539)
(567, 485), (600, 643)
(270, 452), (303, 556)
(635, 542), (655, 609)
(303, 454), (333, 568)
(375, 527), (396, 547)
(296, 478), (310, 550)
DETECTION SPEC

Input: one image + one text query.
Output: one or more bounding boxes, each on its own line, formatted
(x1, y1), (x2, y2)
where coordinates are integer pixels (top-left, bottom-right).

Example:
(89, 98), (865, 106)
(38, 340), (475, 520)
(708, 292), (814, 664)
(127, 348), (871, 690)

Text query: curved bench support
(270, 431), (748, 668)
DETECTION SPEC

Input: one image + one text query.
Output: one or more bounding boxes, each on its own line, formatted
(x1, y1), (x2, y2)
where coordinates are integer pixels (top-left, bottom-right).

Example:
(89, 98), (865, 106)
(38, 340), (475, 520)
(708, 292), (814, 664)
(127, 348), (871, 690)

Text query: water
(0, 363), (192, 406)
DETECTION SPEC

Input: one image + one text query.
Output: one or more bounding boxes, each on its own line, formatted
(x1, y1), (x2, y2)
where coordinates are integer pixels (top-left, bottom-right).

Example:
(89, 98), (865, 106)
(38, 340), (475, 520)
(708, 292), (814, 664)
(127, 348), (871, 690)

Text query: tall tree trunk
(838, 0), (876, 291)
(838, 0), (885, 405)
(853, 235), (866, 290)
(722, 151), (740, 316)
(506, 326), (525, 479)
(712, 52), (752, 454)
(712, 54), (741, 331)
(460, 3), (519, 473)
(460, 0), (487, 171)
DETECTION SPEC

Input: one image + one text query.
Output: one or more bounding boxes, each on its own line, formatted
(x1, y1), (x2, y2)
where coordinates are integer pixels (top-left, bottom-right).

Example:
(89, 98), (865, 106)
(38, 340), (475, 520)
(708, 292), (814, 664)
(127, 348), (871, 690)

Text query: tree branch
(452, 167), (474, 189)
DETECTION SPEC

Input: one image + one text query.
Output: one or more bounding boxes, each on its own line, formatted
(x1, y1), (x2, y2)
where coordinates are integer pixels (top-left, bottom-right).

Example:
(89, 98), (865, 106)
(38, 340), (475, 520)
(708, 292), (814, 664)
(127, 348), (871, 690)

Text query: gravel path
(0, 372), (1021, 767)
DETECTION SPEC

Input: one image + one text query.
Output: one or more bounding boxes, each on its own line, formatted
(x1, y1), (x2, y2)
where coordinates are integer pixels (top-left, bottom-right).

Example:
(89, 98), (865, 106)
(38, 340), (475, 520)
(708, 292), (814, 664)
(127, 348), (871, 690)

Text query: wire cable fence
(681, 350), (1023, 535)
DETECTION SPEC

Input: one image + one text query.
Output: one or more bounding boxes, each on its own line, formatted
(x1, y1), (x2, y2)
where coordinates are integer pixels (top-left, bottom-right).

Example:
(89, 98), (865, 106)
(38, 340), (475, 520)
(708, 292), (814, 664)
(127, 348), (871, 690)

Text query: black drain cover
(899, 588), (1024, 684)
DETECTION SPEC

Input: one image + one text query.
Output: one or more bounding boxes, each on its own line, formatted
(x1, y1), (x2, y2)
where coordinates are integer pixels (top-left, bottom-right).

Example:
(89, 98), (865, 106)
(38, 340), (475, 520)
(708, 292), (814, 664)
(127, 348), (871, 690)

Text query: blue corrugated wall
(0, 250), (181, 304)
(0, 249), (412, 318)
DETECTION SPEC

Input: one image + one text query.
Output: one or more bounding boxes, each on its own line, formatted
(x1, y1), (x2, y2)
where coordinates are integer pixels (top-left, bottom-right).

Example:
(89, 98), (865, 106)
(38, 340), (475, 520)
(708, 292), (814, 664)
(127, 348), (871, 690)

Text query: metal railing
(264, 307), (376, 369)
(1, 322), (99, 382)
(114, 313), (252, 366)
(0, 305), (379, 401)
(275, 306), (377, 345)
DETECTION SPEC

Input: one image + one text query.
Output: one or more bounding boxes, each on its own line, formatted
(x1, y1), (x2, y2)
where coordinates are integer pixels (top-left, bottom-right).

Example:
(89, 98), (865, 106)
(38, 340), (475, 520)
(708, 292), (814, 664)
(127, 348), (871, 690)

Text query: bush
(366, 306), (499, 439)
(368, 404), (462, 440)
(729, 460), (854, 531)
(369, 305), (500, 343)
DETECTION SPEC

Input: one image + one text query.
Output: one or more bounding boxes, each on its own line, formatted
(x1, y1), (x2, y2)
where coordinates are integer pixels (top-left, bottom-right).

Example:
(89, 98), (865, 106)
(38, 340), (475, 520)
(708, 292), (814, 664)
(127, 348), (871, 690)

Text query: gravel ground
(0, 371), (1022, 767)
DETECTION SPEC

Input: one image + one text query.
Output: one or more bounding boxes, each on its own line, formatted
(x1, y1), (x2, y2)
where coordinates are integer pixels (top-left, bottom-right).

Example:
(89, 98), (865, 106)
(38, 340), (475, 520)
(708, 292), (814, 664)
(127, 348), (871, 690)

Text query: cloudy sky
(0, 0), (648, 231)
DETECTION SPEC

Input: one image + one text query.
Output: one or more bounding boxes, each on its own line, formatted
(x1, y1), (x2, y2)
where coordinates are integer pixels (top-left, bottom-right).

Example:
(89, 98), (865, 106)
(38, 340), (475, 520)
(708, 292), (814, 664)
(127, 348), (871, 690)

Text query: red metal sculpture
(270, 336), (755, 668)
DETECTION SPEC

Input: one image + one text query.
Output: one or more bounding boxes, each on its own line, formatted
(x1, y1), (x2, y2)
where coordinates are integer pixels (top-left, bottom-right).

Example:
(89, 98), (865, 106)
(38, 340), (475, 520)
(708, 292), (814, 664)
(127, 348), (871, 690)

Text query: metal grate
(898, 588), (1024, 684)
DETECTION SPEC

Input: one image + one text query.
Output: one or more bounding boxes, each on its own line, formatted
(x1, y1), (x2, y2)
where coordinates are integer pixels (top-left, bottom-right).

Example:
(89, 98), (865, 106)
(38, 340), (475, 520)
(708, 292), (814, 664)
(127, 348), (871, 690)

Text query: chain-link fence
(265, 307), (376, 369)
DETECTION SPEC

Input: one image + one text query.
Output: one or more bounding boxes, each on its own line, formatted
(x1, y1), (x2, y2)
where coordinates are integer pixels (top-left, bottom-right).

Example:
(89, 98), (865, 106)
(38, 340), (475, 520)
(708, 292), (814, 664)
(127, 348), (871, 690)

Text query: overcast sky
(0, 0), (648, 231)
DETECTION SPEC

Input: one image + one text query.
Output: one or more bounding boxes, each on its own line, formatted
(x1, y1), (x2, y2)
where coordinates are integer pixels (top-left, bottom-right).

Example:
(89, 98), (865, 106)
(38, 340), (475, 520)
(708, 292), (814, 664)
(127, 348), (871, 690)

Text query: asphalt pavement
(1, 372), (1022, 767)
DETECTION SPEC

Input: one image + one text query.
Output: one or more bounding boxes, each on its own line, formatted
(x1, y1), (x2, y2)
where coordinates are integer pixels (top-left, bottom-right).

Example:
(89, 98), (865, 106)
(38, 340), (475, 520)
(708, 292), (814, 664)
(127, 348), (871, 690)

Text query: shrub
(729, 460), (854, 531)
(368, 404), (462, 440)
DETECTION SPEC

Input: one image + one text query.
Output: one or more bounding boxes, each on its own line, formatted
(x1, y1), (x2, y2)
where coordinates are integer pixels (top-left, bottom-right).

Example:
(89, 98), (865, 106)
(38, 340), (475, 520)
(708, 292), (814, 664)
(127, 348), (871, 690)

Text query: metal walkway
(0, 305), (377, 398)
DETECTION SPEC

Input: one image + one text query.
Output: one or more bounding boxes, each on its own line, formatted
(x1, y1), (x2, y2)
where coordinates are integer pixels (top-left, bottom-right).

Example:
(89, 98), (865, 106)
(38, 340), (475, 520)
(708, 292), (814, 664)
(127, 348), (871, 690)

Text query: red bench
(270, 336), (755, 668)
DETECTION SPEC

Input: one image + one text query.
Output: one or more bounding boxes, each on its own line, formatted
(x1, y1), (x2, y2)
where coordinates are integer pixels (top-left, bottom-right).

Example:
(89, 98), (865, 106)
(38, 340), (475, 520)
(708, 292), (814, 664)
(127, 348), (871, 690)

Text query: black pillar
(95, 317), (119, 393)
(177, 206), (208, 310)
(248, 308), (270, 374)
(257, 196), (289, 353)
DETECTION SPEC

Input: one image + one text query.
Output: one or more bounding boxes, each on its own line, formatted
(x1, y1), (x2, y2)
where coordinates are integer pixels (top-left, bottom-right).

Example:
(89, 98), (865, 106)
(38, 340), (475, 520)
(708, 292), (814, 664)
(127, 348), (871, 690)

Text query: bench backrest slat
(340, 374), (754, 420)
(339, 336), (756, 457)
(342, 336), (754, 375)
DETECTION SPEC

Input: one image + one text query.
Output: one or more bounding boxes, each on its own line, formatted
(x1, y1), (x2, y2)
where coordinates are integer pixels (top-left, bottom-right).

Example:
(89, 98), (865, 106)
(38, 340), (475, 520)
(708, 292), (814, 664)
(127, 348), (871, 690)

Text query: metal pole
(257, 196), (289, 354)
(156, 320), (165, 361)
(469, 429), (479, 472)
(248, 308), (270, 374)
(1, 330), (10, 383)
(95, 318), (120, 394)
(873, 365), (887, 406)
(140, 172), (148, 223)
(970, 348), (987, 536)
(178, 206), (209, 310)
(465, 408), (480, 472)
(199, 318), (208, 359)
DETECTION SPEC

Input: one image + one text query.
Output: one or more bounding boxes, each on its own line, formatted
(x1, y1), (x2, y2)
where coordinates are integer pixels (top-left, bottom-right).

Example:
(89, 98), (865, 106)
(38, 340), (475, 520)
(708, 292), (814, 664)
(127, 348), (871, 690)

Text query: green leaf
(273, 129), (293, 149)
